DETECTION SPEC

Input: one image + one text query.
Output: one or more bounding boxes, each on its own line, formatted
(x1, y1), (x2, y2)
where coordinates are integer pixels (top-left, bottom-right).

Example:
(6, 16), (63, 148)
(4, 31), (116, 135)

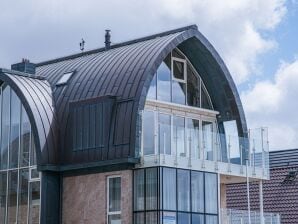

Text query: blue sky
(0, 0), (297, 150)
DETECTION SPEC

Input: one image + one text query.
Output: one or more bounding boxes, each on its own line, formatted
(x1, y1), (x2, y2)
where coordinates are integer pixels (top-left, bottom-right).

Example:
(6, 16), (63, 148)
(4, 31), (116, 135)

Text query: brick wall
(62, 170), (133, 224)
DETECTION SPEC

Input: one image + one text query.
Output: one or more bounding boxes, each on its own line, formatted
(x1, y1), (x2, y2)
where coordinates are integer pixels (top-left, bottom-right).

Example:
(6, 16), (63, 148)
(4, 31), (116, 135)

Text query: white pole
(259, 180), (264, 224)
(246, 159), (251, 224)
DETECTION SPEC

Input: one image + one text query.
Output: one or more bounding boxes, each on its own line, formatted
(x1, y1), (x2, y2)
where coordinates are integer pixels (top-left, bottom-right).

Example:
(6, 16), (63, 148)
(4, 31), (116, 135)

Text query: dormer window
(56, 72), (74, 86)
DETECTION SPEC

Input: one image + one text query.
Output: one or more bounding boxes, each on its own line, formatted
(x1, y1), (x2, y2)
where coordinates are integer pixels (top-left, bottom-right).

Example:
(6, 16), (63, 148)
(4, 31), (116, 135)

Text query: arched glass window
(0, 84), (40, 224)
(147, 48), (213, 110)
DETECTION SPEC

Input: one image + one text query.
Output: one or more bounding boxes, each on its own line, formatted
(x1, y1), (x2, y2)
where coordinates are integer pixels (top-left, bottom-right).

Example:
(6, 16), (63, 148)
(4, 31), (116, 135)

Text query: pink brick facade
(62, 170), (133, 224)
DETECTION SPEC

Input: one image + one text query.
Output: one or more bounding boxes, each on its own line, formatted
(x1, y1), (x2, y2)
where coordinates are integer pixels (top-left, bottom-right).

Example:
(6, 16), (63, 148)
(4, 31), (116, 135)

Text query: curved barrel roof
(0, 25), (247, 170)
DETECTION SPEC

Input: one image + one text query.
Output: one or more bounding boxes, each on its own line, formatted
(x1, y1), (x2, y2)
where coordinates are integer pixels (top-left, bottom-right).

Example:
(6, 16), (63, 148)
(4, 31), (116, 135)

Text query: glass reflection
(10, 90), (21, 169)
(143, 111), (155, 155)
(0, 84), (40, 224)
(187, 119), (200, 159)
(7, 170), (18, 224)
(0, 172), (7, 223)
(1, 86), (10, 170)
(173, 116), (185, 157)
(147, 73), (157, 100)
(203, 121), (213, 161)
(187, 66), (200, 107)
(172, 81), (186, 105)
(158, 113), (171, 155)
(205, 173), (218, 214)
(157, 57), (171, 102)
(163, 168), (176, 210)
(177, 170), (190, 211)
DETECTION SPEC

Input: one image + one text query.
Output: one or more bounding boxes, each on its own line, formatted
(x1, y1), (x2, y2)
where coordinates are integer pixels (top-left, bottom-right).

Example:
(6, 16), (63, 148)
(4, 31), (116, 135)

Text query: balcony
(138, 109), (270, 180)
(221, 209), (280, 224)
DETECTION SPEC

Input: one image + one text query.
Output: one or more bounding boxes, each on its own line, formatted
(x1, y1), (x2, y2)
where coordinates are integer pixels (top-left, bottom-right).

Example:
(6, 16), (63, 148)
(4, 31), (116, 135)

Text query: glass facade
(142, 110), (216, 162)
(0, 84), (40, 224)
(147, 48), (213, 110)
(133, 168), (218, 224)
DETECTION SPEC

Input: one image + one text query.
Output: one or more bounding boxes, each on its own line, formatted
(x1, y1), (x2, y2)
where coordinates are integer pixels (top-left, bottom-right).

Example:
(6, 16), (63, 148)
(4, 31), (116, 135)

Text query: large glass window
(146, 168), (158, 210)
(191, 171), (204, 213)
(0, 84), (40, 224)
(146, 48), (214, 111)
(205, 173), (218, 214)
(163, 168), (176, 210)
(133, 168), (218, 224)
(143, 111), (155, 155)
(177, 169), (190, 211)
(108, 176), (121, 224)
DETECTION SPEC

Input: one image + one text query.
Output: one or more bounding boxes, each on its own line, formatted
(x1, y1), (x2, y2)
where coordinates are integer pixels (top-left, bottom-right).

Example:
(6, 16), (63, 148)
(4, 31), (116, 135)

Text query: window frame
(171, 57), (187, 83)
(107, 175), (122, 223)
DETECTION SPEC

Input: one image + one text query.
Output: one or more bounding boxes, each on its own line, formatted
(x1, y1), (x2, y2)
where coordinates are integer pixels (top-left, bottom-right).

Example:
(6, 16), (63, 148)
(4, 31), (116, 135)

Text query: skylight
(56, 72), (74, 86)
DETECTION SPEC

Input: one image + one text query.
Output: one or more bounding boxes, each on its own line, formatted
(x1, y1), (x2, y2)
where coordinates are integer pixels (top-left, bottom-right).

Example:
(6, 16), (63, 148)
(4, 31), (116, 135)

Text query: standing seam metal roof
(0, 25), (247, 169)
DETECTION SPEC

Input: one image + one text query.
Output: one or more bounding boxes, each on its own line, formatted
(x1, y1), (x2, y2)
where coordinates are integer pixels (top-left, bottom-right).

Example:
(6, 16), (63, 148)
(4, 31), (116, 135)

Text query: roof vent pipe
(105, 29), (111, 50)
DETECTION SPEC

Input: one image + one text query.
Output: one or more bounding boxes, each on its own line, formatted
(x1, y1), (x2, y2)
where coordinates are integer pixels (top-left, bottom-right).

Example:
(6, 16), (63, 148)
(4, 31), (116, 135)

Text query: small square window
(56, 72), (74, 86)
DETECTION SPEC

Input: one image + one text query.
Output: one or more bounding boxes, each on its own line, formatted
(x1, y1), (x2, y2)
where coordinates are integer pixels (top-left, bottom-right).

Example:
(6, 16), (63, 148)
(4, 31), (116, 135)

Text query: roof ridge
(0, 68), (46, 80)
(36, 24), (197, 67)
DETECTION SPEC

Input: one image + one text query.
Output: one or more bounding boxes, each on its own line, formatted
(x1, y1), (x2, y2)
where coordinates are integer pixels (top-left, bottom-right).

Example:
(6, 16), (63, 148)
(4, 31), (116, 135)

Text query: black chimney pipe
(105, 30), (111, 50)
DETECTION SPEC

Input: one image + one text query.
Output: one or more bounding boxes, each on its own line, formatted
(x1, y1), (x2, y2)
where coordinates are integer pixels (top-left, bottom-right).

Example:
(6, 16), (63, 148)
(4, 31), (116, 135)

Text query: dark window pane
(147, 73), (157, 100)
(134, 169), (144, 211)
(157, 57), (171, 102)
(76, 107), (83, 150)
(187, 119), (200, 159)
(82, 105), (89, 149)
(191, 171), (204, 213)
(192, 214), (204, 224)
(178, 212), (190, 224)
(0, 172), (7, 223)
(146, 168), (157, 210)
(158, 113), (171, 155)
(205, 173), (218, 214)
(29, 181), (40, 224)
(146, 212), (158, 224)
(187, 65), (200, 107)
(7, 170), (18, 224)
(173, 60), (185, 81)
(143, 111), (155, 155)
(172, 49), (185, 59)
(178, 170), (190, 211)
(172, 80), (186, 105)
(201, 84), (213, 110)
(18, 169), (29, 224)
(163, 168), (176, 210)
(20, 106), (30, 167)
(109, 177), (121, 212)
(1, 86), (10, 170)
(173, 116), (185, 157)
(89, 104), (96, 149)
(206, 215), (218, 224)
(134, 213), (144, 224)
(30, 134), (37, 166)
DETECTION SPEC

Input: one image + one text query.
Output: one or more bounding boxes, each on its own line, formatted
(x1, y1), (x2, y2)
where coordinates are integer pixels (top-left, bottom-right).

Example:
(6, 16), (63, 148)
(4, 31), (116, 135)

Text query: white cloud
(0, 0), (286, 84)
(242, 60), (298, 150)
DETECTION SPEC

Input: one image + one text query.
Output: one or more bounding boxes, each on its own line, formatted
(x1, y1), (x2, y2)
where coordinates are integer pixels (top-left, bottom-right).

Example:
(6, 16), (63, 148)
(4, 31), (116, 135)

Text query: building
(0, 25), (279, 224)
(226, 149), (298, 223)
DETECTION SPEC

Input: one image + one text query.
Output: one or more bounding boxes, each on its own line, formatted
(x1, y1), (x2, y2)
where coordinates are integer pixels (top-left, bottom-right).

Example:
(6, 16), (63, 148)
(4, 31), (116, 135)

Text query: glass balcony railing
(221, 209), (280, 224)
(140, 114), (270, 177)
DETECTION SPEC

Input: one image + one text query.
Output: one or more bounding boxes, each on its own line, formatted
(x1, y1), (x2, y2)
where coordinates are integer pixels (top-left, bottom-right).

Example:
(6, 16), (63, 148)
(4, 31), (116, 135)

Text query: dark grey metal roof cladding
(0, 25), (247, 170)
(0, 69), (58, 166)
(269, 149), (298, 168)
